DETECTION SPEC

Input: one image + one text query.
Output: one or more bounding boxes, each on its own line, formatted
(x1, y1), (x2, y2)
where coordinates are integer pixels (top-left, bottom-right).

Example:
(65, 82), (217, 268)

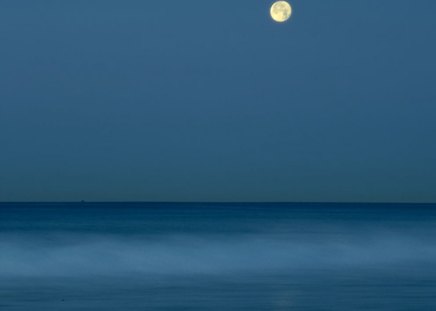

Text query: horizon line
(0, 201), (435, 205)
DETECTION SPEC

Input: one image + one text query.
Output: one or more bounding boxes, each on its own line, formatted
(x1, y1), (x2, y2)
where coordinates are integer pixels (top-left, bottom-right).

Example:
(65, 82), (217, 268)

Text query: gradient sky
(1, 0), (435, 202)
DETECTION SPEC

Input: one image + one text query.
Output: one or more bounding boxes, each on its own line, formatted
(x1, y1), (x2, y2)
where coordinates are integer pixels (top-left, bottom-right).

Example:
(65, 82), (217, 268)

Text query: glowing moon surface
(270, 1), (292, 23)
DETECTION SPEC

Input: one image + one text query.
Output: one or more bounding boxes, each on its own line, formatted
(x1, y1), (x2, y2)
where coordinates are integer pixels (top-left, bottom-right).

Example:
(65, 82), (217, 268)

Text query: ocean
(1, 202), (436, 310)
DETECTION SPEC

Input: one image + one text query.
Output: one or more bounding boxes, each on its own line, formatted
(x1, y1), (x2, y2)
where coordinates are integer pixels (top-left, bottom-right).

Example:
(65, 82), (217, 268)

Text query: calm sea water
(1, 202), (436, 310)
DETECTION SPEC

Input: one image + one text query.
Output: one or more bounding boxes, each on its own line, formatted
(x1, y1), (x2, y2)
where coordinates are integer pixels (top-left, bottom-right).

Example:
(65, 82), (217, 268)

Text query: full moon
(270, 1), (292, 23)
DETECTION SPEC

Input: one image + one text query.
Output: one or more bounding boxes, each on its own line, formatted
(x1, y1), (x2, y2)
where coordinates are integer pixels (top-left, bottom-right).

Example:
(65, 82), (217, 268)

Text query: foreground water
(1, 202), (436, 310)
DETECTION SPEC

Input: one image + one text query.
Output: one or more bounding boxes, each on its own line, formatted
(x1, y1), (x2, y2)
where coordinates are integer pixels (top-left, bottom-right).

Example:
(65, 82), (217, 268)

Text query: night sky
(1, 0), (435, 202)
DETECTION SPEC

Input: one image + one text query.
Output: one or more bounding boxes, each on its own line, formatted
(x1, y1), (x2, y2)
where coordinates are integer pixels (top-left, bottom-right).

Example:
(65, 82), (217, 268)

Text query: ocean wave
(1, 233), (434, 277)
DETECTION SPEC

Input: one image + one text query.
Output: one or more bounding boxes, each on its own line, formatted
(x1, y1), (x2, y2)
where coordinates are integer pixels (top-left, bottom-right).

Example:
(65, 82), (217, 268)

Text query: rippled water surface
(1, 202), (436, 310)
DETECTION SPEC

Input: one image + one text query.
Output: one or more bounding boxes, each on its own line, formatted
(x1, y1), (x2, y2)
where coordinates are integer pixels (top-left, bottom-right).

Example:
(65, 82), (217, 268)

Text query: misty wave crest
(1, 234), (434, 277)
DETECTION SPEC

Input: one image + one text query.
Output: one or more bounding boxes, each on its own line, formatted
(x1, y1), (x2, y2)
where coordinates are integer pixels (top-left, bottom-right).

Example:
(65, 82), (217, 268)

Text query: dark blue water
(1, 202), (436, 310)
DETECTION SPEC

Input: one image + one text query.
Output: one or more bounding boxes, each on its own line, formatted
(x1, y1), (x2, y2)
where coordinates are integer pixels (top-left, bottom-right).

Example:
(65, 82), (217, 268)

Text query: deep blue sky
(1, 0), (435, 202)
